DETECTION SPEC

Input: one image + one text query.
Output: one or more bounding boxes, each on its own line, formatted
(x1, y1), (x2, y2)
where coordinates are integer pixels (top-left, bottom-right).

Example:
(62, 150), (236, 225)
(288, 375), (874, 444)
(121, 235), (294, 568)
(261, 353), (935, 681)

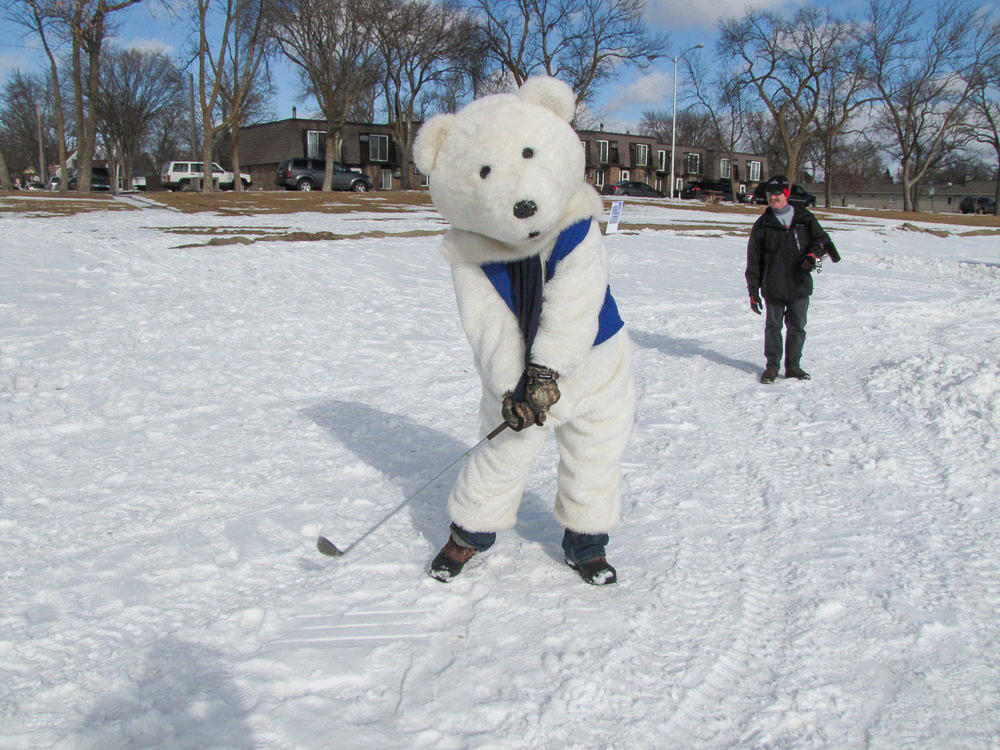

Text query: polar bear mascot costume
(414, 76), (636, 585)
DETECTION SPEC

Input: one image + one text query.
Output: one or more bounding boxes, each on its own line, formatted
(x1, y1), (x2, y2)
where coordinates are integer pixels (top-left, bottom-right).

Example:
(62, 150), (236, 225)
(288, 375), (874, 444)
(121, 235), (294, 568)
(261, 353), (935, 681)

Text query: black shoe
(785, 366), (811, 380)
(429, 537), (478, 582)
(566, 557), (617, 585)
(759, 366), (778, 384)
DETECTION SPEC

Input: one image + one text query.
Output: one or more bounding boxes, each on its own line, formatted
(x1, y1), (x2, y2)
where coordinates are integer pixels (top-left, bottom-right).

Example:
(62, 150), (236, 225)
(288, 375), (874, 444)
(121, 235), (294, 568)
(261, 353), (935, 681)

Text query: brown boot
(429, 537), (478, 582)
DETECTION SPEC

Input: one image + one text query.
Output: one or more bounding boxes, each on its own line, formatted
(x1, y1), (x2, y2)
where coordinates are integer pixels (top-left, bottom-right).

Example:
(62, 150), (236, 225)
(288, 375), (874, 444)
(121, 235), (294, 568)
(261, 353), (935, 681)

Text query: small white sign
(606, 200), (624, 234)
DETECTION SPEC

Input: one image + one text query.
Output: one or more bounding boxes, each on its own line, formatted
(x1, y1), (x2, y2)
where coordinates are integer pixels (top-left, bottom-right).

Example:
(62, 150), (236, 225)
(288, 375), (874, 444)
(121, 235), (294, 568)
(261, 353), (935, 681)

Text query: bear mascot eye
(522, 148), (534, 159)
(479, 166), (491, 179)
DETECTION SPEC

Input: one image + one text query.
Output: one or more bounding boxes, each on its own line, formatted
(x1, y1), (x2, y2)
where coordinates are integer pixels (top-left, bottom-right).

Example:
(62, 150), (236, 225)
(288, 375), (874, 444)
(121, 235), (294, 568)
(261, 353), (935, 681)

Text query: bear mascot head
(414, 76), (599, 260)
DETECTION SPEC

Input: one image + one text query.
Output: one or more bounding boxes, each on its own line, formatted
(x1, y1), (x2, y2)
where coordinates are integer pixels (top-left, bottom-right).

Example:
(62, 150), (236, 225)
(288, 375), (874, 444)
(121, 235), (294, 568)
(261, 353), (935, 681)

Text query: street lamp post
(669, 43), (703, 200)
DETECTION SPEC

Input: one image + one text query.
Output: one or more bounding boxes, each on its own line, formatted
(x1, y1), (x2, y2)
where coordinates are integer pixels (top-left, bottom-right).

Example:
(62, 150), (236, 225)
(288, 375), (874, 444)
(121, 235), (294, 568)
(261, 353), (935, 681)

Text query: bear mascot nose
(513, 200), (538, 219)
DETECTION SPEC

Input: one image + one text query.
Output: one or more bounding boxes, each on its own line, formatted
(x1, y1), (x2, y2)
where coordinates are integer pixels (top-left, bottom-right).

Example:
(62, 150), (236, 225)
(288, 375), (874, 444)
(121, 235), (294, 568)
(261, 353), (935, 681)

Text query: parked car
(680, 180), (736, 202)
(160, 161), (252, 191)
(67, 166), (112, 191)
(275, 158), (373, 192)
(959, 196), (996, 214)
(752, 182), (816, 208)
(601, 180), (663, 198)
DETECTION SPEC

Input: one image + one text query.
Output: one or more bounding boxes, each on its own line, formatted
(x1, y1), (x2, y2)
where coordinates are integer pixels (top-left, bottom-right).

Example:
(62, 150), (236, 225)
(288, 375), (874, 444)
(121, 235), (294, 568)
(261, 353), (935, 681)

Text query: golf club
(317, 422), (509, 557)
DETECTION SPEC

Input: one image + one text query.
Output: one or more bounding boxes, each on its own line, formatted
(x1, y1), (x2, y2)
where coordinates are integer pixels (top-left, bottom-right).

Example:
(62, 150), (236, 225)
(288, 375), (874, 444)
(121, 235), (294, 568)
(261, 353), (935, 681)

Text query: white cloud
(647, 0), (801, 30)
(123, 37), (175, 56)
(602, 70), (674, 115)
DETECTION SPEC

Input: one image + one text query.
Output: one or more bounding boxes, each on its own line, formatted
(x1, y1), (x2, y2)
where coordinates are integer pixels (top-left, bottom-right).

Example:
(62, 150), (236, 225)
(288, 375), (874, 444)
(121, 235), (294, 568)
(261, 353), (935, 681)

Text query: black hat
(762, 175), (790, 198)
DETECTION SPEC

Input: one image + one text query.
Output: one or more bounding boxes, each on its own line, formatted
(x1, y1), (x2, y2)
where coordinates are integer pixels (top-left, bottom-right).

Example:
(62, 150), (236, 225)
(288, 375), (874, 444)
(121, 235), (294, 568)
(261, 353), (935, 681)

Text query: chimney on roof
(292, 107), (297, 119)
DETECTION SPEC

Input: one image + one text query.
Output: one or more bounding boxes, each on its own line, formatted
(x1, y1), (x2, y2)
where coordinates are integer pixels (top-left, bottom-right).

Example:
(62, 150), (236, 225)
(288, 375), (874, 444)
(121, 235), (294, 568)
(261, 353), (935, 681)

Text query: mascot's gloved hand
(502, 365), (561, 431)
(749, 290), (762, 314)
(525, 364), (560, 419)
(502, 392), (538, 431)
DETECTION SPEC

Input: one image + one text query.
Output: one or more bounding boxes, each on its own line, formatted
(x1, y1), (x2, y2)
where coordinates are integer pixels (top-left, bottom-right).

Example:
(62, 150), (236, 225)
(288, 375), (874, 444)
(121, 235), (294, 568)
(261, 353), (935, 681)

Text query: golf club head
(317, 536), (343, 556)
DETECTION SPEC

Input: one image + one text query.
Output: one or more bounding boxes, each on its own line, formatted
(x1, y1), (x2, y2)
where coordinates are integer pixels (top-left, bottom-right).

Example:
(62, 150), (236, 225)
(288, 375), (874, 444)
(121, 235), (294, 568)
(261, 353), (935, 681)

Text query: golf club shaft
(327, 422), (509, 555)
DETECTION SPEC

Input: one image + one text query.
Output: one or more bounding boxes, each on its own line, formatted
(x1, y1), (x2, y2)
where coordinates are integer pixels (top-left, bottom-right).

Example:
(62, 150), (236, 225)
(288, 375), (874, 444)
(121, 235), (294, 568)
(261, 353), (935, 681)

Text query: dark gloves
(502, 364), (561, 431)
(801, 252), (819, 271)
(749, 290), (762, 314)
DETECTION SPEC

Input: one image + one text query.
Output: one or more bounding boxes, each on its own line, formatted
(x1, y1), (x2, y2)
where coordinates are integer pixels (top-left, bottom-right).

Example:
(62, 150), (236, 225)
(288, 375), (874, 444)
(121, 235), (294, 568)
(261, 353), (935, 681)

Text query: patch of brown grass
(172, 227), (445, 248)
(0, 192), (131, 216)
(3, 189), (999, 232)
(154, 189), (434, 214)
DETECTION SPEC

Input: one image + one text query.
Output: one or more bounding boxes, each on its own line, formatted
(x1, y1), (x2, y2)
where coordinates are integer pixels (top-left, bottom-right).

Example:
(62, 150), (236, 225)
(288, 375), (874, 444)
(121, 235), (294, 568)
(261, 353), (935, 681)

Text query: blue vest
(481, 218), (624, 346)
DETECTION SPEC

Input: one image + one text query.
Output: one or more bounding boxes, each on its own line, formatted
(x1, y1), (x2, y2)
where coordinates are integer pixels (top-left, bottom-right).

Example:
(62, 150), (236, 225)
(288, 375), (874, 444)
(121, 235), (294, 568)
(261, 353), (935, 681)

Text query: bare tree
(0, 71), (50, 181)
(825, 138), (889, 205)
(685, 51), (753, 195)
(638, 109), (716, 148)
(193, 0), (237, 191)
(270, 0), (382, 190)
(49, 0), (145, 193)
(720, 6), (854, 185)
(860, 0), (1000, 211)
(375, 0), (483, 190)
(961, 65), (1000, 214)
(97, 48), (184, 190)
(4, 0), (72, 190)
(470, 0), (667, 108)
(216, 0), (273, 191)
(813, 30), (873, 207)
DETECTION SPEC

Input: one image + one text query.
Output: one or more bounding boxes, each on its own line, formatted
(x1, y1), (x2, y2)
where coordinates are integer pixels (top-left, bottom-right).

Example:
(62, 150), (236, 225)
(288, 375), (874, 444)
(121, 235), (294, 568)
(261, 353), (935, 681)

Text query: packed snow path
(1, 195), (998, 748)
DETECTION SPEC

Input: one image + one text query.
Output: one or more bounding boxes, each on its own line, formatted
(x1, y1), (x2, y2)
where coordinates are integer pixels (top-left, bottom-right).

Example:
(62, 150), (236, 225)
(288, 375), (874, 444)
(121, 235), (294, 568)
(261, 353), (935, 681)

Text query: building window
(369, 134), (389, 162)
(685, 152), (700, 175)
(657, 150), (666, 171)
(307, 130), (325, 159)
(635, 143), (648, 167)
(595, 170), (605, 188)
(720, 157), (731, 179)
(597, 140), (609, 163)
(748, 161), (761, 181)
(620, 170), (630, 182)
(380, 168), (392, 189)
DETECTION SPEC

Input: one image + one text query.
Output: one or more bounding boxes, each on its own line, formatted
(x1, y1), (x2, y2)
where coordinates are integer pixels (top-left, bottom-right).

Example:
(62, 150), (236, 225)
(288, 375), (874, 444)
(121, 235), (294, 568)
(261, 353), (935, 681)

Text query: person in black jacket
(745, 175), (833, 384)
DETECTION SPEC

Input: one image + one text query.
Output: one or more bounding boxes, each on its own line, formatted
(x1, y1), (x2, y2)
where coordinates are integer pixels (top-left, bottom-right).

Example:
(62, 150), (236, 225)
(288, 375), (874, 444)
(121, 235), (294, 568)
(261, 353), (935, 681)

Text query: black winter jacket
(745, 206), (830, 302)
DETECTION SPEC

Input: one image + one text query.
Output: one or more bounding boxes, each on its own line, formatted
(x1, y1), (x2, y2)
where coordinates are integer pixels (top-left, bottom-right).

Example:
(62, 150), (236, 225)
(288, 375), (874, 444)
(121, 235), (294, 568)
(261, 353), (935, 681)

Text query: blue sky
(0, 0), (871, 131)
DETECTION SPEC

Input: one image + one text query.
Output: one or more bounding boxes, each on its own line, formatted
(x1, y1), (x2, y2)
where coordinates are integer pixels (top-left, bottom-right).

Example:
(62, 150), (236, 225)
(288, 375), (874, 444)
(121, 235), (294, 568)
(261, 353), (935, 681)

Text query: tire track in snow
(628, 339), (800, 746)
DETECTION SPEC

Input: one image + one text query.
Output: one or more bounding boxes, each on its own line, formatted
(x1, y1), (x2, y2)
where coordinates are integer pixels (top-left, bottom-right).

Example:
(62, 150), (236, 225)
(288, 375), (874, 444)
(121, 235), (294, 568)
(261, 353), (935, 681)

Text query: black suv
(275, 158), (373, 192)
(600, 180), (663, 197)
(752, 182), (816, 208)
(681, 180), (737, 201)
(959, 196), (996, 214)
(67, 166), (112, 191)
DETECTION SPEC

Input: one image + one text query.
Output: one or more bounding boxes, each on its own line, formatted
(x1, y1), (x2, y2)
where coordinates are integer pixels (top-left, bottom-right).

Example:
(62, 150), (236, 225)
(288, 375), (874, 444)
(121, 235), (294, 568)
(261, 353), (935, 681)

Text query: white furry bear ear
(414, 112), (455, 175)
(516, 76), (577, 123)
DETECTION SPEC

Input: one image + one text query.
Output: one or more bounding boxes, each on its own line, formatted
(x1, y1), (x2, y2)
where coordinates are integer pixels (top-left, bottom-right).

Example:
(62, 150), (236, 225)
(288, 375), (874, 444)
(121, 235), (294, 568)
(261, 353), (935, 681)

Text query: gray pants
(764, 297), (809, 370)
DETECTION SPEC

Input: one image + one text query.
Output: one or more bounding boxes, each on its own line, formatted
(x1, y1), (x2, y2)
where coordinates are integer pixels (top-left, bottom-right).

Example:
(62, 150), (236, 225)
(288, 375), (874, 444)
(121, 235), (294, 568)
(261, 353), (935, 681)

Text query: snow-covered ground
(2, 193), (998, 749)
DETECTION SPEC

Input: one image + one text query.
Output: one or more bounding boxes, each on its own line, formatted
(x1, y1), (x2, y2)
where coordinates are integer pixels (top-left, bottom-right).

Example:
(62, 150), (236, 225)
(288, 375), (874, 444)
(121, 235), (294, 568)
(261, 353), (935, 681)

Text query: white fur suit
(413, 76), (636, 538)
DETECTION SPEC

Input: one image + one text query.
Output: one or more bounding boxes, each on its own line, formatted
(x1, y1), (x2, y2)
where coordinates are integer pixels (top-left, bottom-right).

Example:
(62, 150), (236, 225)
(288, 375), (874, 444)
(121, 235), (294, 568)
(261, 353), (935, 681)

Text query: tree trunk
(231, 127), (242, 192)
(0, 147), (11, 189)
(39, 31), (69, 192)
(71, 17), (86, 193)
(79, 13), (106, 194)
